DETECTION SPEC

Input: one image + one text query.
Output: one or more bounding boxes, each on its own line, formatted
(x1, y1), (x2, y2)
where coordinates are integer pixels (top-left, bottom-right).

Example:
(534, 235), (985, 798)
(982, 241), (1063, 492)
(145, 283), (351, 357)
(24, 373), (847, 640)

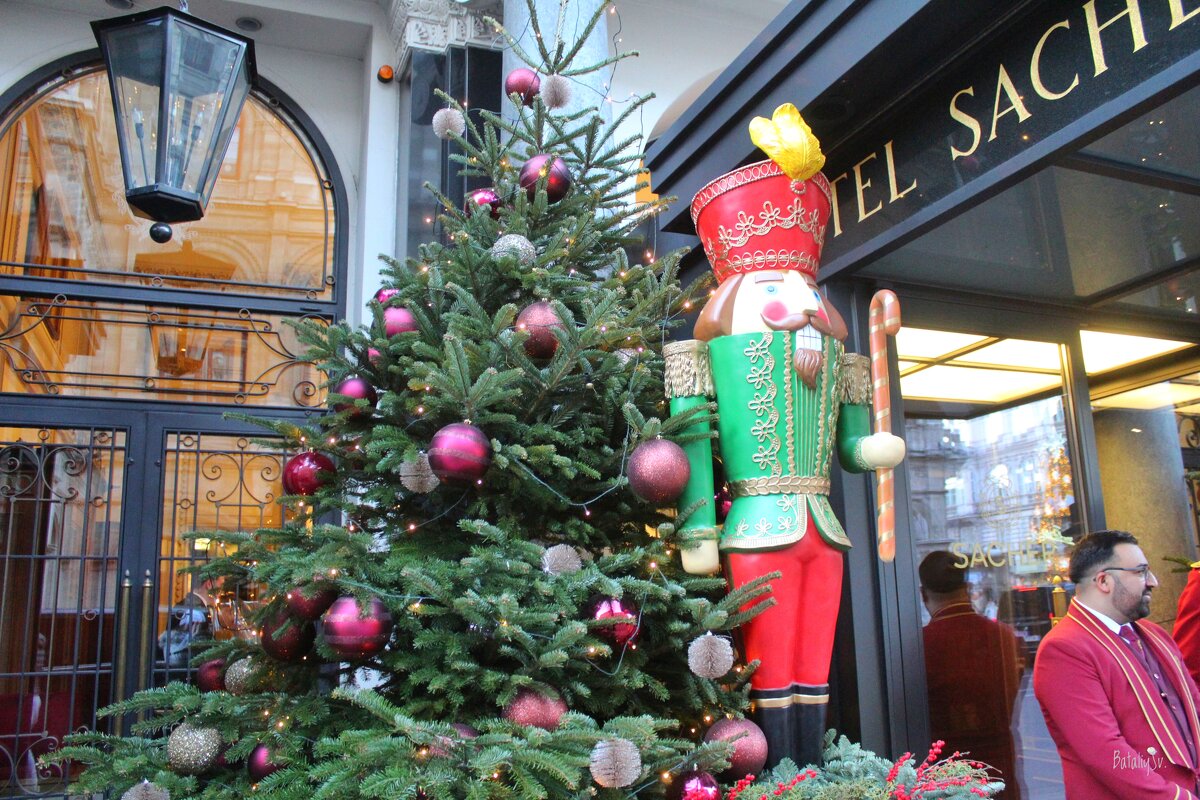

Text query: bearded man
(1034, 530), (1200, 799)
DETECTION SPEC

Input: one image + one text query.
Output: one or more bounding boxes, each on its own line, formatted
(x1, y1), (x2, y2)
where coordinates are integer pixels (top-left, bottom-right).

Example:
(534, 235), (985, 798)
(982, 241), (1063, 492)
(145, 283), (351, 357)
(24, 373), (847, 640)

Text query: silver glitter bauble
(589, 738), (641, 788)
(490, 234), (537, 266)
(542, 544), (583, 575)
(400, 453), (440, 494)
(224, 657), (258, 695)
(432, 107), (466, 140)
(121, 781), (169, 800)
(540, 74), (572, 109)
(166, 722), (222, 775)
(688, 632), (735, 679)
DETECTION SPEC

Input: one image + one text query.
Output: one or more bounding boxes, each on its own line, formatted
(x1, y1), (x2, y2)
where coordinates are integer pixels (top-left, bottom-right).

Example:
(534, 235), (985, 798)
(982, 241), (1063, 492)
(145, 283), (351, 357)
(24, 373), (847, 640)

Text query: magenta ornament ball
(374, 287), (400, 305)
(247, 743), (281, 782)
(332, 376), (377, 413)
(627, 439), (690, 504)
(283, 451), (335, 496)
(465, 187), (502, 219)
(591, 597), (639, 647)
(367, 347), (383, 365)
(259, 610), (316, 662)
(383, 306), (418, 337)
(286, 583), (339, 621)
(518, 154), (572, 203)
(427, 422), (492, 484)
(195, 658), (225, 692)
(667, 770), (720, 800)
(504, 687), (567, 730)
(704, 717), (768, 780)
(504, 68), (541, 106)
(321, 595), (394, 660)
(516, 301), (563, 359)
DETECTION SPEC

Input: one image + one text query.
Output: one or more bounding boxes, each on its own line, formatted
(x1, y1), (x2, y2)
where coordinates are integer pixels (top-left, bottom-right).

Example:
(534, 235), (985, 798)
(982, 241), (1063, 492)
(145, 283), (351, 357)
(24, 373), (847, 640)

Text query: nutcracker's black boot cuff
(750, 688), (794, 770)
(790, 684), (830, 769)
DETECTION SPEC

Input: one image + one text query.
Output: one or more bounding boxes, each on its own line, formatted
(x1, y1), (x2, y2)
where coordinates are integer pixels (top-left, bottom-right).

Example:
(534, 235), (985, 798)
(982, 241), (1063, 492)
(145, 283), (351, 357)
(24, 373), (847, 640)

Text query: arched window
(0, 64), (342, 407)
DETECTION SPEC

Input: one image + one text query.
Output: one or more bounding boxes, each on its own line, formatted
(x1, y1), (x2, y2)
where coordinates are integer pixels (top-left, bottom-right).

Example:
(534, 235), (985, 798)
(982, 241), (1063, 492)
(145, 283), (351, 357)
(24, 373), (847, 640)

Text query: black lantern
(92, 5), (256, 223)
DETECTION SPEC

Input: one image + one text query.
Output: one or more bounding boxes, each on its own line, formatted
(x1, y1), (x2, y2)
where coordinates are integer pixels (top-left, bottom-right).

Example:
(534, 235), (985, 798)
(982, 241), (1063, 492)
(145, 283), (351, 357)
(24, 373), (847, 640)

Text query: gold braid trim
(837, 352), (871, 405)
(730, 476), (830, 497)
(663, 340), (714, 398)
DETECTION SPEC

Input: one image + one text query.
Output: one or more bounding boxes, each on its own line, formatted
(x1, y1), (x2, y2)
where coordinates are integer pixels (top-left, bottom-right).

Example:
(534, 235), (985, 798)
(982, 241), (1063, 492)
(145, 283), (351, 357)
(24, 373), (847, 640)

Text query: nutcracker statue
(664, 104), (906, 769)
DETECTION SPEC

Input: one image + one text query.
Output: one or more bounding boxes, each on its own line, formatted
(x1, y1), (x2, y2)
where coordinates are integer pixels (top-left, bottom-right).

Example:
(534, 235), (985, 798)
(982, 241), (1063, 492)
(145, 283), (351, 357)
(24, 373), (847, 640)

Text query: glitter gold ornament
(121, 781), (169, 800)
(687, 632), (735, 679)
(490, 233), (536, 266)
(400, 453), (440, 494)
(224, 657), (258, 695)
(589, 738), (641, 788)
(167, 722), (222, 775)
(541, 544), (582, 575)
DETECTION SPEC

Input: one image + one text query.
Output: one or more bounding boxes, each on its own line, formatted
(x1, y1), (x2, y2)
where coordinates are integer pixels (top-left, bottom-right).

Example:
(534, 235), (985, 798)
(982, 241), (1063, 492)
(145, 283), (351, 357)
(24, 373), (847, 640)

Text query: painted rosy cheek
(762, 300), (788, 322)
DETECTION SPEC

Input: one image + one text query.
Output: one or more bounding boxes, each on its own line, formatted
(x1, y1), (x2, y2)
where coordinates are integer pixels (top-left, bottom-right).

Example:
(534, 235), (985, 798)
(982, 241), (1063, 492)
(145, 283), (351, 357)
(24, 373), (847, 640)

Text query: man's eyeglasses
(1095, 565), (1154, 581)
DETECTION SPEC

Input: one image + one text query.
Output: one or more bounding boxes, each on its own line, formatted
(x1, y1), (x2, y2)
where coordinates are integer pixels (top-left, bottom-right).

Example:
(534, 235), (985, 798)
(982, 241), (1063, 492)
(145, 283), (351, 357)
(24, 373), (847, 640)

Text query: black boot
(750, 689), (794, 770)
(790, 684), (830, 768)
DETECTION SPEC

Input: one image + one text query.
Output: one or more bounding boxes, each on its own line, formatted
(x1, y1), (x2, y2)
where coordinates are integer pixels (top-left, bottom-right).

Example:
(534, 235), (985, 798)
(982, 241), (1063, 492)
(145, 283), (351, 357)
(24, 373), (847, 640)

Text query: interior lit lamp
(92, 1), (257, 242)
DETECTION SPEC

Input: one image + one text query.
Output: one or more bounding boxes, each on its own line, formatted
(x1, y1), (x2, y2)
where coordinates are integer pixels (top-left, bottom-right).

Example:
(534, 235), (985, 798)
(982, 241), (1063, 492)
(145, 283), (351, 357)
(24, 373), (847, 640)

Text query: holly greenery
(51, 2), (772, 798)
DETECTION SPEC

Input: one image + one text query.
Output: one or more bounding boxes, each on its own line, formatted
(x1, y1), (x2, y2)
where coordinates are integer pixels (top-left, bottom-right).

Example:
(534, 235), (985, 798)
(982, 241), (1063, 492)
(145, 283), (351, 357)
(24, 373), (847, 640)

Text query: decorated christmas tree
(52, 4), (1003, 799)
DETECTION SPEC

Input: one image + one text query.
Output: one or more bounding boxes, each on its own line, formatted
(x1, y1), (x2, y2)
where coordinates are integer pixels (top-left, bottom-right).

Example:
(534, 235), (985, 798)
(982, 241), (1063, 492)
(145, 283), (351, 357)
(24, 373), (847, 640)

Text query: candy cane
(869, 290), (901, 562)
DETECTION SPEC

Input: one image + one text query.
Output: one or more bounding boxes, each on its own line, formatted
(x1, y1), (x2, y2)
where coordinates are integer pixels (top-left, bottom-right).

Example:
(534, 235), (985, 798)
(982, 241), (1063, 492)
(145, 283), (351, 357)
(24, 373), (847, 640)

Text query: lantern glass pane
(103, 18), (165, 189)
(161, 19), (245, 194)
(199, 56), (250, 205)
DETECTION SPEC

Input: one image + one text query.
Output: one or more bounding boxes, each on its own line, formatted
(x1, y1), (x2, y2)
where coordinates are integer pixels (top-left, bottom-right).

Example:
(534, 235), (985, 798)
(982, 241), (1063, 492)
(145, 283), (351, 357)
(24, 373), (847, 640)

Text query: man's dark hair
(919, 550), (966, 594)
(1068, 530), (1139, 584)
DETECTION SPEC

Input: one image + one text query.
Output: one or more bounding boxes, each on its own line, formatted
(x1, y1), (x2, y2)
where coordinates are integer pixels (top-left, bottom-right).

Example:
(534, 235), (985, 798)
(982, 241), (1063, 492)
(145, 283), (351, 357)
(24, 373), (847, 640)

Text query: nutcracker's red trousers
(724, 516), (843, 690)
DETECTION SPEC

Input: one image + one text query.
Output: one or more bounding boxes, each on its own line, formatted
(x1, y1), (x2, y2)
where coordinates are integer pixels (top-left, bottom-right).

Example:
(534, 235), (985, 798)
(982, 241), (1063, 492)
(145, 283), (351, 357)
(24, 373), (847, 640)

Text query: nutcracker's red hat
(690, 160), (832, 285)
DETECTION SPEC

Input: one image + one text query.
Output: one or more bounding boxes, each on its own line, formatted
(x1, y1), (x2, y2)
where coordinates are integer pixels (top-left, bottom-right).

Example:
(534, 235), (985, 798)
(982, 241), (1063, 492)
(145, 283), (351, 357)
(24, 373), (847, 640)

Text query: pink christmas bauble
(465, 187), (502, 219)
(516, 301), (563, 359)
(591, 597), (639, 647)
(374, 287), (400, 305)
(384, 306), (418, 337)
(247, 743), (281, 782)
(332, 376), (377, 413)
(504, 68), (541, 106)
(283, 451), (336, 496)
(627, 440), (690, 504)
(518, 155), (572, 203)
(259, 609), (315, 662)
(667, 770), (720, 800)
(367, 347), (383, 365)
(504, 687), (567, 730)
(703, 717), (768, 780)
(286, 583), (339, 621)
(196, 658), (225, 692)
(321, 595), (394, 660)
(429, 722), (480, 757)
(715, 485), (733, 524)
(427, 423), (491, 484)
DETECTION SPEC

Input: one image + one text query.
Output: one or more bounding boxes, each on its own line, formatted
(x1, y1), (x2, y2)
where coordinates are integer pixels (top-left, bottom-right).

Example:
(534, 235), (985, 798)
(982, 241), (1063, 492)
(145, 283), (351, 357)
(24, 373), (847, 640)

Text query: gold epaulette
(663, 340), (714, 399)
(837, 352), (871, 405)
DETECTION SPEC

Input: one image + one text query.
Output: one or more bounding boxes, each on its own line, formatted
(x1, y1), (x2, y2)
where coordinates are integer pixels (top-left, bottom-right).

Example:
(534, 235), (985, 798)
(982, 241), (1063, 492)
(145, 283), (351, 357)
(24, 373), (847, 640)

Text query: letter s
(949, 87), (982, 160)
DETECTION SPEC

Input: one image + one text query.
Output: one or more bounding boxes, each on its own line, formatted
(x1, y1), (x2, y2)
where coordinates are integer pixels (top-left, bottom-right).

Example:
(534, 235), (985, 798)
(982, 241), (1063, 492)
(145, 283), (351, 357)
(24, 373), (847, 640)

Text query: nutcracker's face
(694, 269), (848, 342)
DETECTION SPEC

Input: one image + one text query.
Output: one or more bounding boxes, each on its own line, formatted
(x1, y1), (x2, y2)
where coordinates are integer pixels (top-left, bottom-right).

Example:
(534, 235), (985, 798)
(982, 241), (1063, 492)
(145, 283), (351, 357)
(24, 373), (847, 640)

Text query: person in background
(1034, 530), (1200, 799)
(1174, 562), (1200, 687)
(920, 551), (1023, 799)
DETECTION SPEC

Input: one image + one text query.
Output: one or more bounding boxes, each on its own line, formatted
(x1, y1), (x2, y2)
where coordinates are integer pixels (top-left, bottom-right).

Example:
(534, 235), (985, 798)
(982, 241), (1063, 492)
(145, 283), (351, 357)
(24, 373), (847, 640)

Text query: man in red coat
(1034, 530), (1200, 799)
(1175, 566), (1200, 688)
(919, 551), (1023, 799)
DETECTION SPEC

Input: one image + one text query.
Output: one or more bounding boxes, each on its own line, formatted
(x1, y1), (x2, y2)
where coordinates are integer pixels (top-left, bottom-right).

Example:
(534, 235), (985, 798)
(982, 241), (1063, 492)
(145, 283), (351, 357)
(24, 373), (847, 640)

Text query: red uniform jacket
(1175, 569), (1200, 688)
(1034, 600), (1200, 800)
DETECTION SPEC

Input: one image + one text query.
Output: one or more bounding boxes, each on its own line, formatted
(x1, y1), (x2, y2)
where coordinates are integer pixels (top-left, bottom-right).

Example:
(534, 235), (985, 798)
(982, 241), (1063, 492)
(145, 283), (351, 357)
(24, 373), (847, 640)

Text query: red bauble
(703, 718), (768, 780)
(283, 451), (336, 496)
(518, 155), (572, 203)
(504, 68), (541, 106)
(259, 610), (315, 662)
(504, 687), (567, 730)
(247, 743), (281, 782)
(384, 306), (418, 337)
(591, 597), (639, 647)
(516, 301), (563, 359)
(332, 376), (377, 413)
(627, 439), (690, 504)
(465, 187), (502, 219)
(196, 658), (225, 692)
(286, 583), (339, 621)
(667, 771), (720, 800)
(374, 287), (400, 305)
(321, 595), (394, 660)
(427, 423), (491, 484)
